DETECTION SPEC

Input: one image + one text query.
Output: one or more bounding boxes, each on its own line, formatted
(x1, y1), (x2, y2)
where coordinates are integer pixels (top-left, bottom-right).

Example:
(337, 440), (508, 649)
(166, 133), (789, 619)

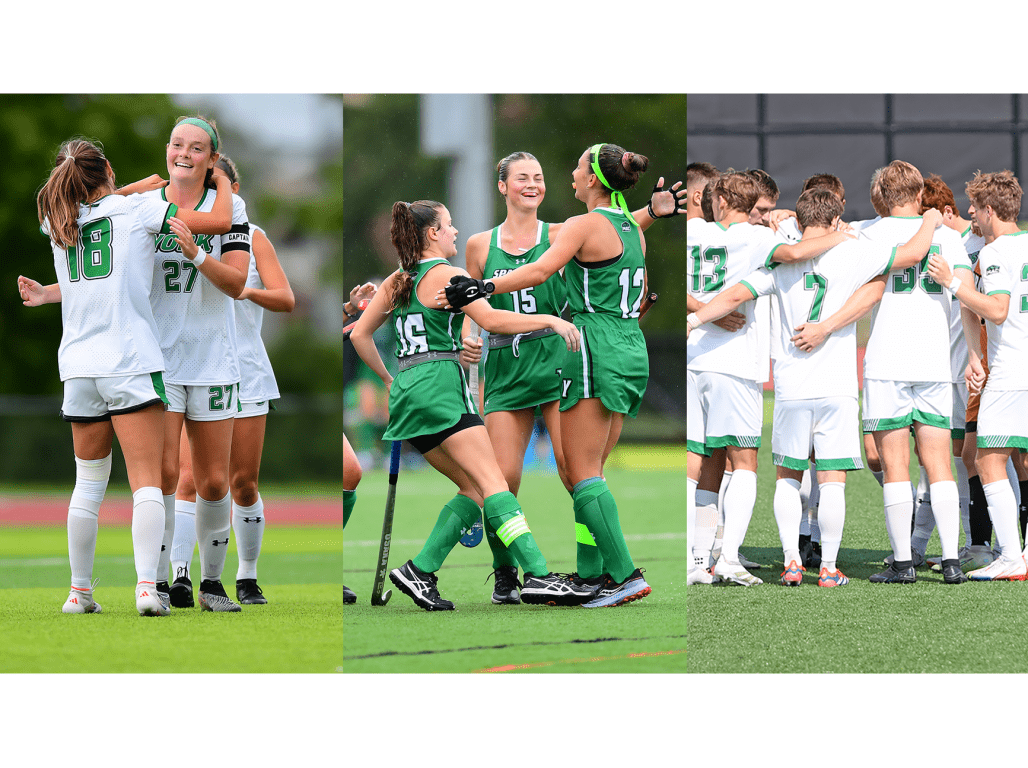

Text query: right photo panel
(688, 94), (1028, 672)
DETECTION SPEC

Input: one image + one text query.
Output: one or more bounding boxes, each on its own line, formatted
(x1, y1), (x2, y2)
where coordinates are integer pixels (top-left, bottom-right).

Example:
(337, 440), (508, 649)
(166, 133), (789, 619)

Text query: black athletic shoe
(488, 566), (521, 605)
(799, 534), (815, 568)
(169, 569), (194, 608)
(941, 559), (969, 584)
(563, 572), (605, 599)
(343, 585), (357, 604)
(869, 561), (916, 584)
(521, 572), (597, 606)
(236, 579), (268, 605)
(155, 581), (171, 612)
(389, 560), (454, 611)
(809, 541), (822, 570)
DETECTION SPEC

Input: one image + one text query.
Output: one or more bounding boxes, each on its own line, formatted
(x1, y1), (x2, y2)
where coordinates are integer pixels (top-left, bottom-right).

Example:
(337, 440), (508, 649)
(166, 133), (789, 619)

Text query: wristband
(686, 312), (701, 331)
(191, 250), (207, 267)
(343, 304), (356, 318)
(948, 276), (961, 293)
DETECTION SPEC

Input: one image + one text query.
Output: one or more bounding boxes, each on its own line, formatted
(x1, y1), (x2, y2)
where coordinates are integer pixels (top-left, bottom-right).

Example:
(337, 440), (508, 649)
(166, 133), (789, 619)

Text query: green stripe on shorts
(862, 414), (912, 433)
(150, 372), (168, 405)
(912, 409), (950, 430)
(707, 434), (761, 449)
(687, 439), (711, 457)
(773, 452), (809, 471)
(815, 457), (864, 471)
(978, 435), (1028, 450)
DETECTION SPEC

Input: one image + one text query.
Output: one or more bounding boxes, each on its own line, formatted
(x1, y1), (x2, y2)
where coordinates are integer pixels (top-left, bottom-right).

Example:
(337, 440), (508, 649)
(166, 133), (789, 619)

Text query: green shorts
(383, 360), (477, 441)
(483, 332), (565, 414)
(559, 315), (648, 418)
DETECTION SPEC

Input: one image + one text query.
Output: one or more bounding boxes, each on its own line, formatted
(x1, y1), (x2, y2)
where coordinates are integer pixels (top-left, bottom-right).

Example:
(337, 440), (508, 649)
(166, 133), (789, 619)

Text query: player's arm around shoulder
(770, 227), (853, 265)
(928, 247), (1010, 325)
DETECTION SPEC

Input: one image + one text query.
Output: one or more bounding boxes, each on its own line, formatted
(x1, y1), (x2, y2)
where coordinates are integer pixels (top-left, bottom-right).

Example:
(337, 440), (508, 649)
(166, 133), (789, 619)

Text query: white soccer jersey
(979, 231), (1028, 391)
(45, 194), (174, 380)
(740, 239), (896, 400)
(687, 220), (786, 380)
(776, 217), (802, 244)
(950, 227), (986, 381)
(859, 216), (972, 383)
(235, 224), (280, 402)
(144, 188), (251, 385)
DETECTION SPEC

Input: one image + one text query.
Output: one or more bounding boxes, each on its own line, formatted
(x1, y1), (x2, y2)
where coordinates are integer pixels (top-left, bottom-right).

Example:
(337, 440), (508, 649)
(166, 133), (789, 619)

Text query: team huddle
(19, 117), (294, 616)
(687, 159), (1028, 587)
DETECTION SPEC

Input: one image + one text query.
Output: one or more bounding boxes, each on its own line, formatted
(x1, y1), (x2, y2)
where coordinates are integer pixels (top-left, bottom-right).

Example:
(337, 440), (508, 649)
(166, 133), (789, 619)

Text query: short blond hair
(877, 160), (924, 211)
(966, 170), (1023, 222)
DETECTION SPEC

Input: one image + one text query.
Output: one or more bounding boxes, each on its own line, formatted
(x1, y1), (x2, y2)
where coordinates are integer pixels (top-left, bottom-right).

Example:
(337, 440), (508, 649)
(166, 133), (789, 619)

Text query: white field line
(342, 532), (685, 547)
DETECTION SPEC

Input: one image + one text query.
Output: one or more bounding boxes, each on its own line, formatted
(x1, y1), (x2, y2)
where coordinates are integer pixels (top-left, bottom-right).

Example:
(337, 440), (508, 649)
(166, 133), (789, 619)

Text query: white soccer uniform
(859, 216), (973, 430)
(47, 194), (174, 381)
(234, 224), (281, 411)
(951, 228), (986, 435)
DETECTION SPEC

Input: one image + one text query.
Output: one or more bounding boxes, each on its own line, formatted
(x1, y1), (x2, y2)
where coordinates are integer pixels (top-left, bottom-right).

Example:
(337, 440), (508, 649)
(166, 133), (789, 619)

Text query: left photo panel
(0, 94), (345, 672)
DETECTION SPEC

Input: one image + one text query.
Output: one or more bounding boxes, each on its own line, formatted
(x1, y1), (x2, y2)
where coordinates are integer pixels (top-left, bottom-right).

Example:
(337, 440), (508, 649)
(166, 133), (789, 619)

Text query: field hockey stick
(639, 291), (658, 319)
(371, 439), (402, 606)
(459, 320), (485, 548)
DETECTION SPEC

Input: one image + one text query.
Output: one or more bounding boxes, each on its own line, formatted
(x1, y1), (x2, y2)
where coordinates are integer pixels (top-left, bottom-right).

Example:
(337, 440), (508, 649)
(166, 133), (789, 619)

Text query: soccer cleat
(799, 534), (816, 568)
(581, 569), (652, 608)
(522, 572), (597, 606)
(960, 544), (996, 573)
(62, 580), (102, 614)
(136, 581), (170, 617)
(869, 562), (917, 584)
(156, 581), (171, 612)
(941, 560), (968, 584)
(169, 568), (194, 608)
(967, 556), (1028, 582)
(738, 552), (764, 570)
(809, 540), (822, 570)
(687, 565), (714, 585)
(389, 560), (454, 611)
(780, 560), (805, 587)
(817, 568), (849, 587)
(198, 579), (243, 612)
(488, 566), (522, 605)
(343, 585), (357, 604)
(236, 579), (268, 605)
(712, 556), (763, 586)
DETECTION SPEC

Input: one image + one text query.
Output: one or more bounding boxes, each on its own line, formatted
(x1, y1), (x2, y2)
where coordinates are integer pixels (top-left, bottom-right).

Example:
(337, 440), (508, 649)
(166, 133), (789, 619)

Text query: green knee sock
(572, 478), (635, 583)
(483, 491), (548, 577)
(412, 494), (482, 573)
(343, 489), (356, 528)
(574, 516), (606, 580)
(486, 514), (518, 569)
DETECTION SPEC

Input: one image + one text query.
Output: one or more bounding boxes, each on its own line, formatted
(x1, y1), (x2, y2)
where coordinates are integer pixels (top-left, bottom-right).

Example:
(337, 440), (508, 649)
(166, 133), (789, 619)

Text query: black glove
(647, 180), (685, 218)
(445, 275), (494, 310)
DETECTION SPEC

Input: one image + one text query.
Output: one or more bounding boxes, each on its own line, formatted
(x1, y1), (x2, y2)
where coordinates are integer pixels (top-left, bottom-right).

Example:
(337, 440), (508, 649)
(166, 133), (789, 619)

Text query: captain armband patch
(222, 223), (251, 253)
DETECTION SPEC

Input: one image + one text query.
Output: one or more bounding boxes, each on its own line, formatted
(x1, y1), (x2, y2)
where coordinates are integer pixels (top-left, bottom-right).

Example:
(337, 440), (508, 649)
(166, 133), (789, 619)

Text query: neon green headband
(175, 118), (219, 152)
(589, 143), (637, 226)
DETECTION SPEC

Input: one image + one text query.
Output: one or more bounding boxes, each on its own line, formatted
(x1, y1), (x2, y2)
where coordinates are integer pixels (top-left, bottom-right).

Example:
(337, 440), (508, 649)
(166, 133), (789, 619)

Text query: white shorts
(686, 369), (762, 452)
(862, 379), (951, 433)
(771, 396), (863, 472)
(61, 373), (167, 422)
(236, 399), (272, 418)
(951, 381), (968, 438)
(165, 382), (241, 422)
(977, 389), (1028, 451)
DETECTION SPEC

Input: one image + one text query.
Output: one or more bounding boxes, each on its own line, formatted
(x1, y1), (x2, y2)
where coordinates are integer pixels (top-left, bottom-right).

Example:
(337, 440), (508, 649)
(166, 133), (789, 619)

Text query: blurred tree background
(343, 94), (685, 461)
(0, 94), (343, 484)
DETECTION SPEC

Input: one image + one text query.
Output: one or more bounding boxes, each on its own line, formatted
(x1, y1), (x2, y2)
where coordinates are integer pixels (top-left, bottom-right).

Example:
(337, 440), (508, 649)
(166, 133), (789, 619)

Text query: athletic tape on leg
(575, 522), (598, 546)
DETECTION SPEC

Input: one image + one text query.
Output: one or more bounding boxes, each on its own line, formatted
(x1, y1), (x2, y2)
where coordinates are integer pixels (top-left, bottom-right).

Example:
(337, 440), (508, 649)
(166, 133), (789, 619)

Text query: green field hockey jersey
(564, 207), (646, 320)
(392, 258), (463, 357)
(483, 222), (568, 316)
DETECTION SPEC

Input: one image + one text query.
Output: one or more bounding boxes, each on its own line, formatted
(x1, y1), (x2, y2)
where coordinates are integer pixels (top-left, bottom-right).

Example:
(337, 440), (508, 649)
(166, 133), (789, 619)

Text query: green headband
(175, 118), (219, 152)
(589, 143), (637, 226)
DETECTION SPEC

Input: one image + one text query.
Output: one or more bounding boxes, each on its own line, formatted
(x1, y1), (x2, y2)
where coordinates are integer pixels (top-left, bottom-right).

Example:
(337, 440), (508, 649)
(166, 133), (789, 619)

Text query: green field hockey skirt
(383, 359), (478, 441)
(483, 332), (565, 414)
(559, 314), (649, 418)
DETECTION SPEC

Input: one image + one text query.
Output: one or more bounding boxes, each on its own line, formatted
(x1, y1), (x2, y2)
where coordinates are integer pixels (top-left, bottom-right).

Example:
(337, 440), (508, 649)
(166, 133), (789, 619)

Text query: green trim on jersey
(392, 258), (463, 358)
(483, 222), (567, 315)
(161, 187), (212, 211)
(987, 290), (1012, 296)
(881, 247), (897, 275)
(150, 372), (169, 405)
(764, 243), (784, 268)
(740, 280), (759, 299)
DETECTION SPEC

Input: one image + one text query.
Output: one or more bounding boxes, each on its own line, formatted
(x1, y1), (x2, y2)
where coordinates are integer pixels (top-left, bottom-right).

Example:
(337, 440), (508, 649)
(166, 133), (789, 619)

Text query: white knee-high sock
(817, 482), (846, 572)
(67, 453), (112, 589)
(798, 469), (812, 535)
(157, 493), (176, 583)
(929, 481), (960, 560)
(712, 470), (733, 560)
(196, 492), (232, 582)
(984, 481), (1021, 558)
(693, 489), (718, 568)
(1007, 458), (1021, 509)
(688, 478), (698, 566)
(171, 499), (197, 578)
(773, 478), (803, 564)
(808, 463), (822, 542)
(131, 486), (166, 585)
(911, 475), (936, 558)
(955, 460), (971, 546)
(233, 495), (266, 580)
(721, 469), (757, 564)
(883, 481), (913, 562)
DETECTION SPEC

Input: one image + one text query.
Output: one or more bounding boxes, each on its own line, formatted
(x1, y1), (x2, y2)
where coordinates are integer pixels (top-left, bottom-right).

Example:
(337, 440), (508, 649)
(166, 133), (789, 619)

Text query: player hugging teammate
(688, 160), (1028, 587)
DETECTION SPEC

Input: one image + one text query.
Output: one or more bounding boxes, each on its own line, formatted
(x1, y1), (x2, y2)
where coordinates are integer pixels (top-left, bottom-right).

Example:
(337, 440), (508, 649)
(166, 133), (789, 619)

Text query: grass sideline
(0, 526), (343, 673)
(342, 462), (685, 673)
(688, 392), (1028, 674)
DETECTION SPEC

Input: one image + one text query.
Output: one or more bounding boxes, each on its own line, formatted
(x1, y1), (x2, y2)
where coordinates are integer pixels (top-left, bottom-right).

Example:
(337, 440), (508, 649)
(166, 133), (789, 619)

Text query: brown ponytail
(37, 139), (113, 249)
(389, 200), (442, 310)
(595, 144), (649, 191)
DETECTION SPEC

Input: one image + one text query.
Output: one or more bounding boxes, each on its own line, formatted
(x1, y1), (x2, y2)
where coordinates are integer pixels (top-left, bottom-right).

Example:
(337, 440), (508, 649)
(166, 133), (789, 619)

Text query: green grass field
(0, 519), (343, 673)
(342, 450), (686, 673)
(688, 392), (1028, 673)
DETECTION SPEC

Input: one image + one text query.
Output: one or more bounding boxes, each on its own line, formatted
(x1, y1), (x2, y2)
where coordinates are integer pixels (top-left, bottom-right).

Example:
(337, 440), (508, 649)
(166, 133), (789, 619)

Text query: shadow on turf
(737, 546), (961, 585)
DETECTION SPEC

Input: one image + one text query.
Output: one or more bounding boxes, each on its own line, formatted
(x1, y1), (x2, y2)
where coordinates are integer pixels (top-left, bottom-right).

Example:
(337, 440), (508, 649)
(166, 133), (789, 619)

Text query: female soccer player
(460, 150), (681, 603)
(27, 139), (193, 616)
(168, 155), (295, 606)
(349, 200), (593, 611)
(443, 142), (657, 607)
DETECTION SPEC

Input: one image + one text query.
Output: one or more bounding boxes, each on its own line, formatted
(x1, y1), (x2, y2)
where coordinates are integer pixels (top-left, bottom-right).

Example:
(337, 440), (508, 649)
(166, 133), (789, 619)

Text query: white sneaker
(687, 565), (714, 585)
(960, 544), (996, 572)
(62, 580), (101, 614)
(738, 552), (764, 570)
(713, 556), (763, 586)
(967, 556), (1028, 581)
(136, 581), (171, 616)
